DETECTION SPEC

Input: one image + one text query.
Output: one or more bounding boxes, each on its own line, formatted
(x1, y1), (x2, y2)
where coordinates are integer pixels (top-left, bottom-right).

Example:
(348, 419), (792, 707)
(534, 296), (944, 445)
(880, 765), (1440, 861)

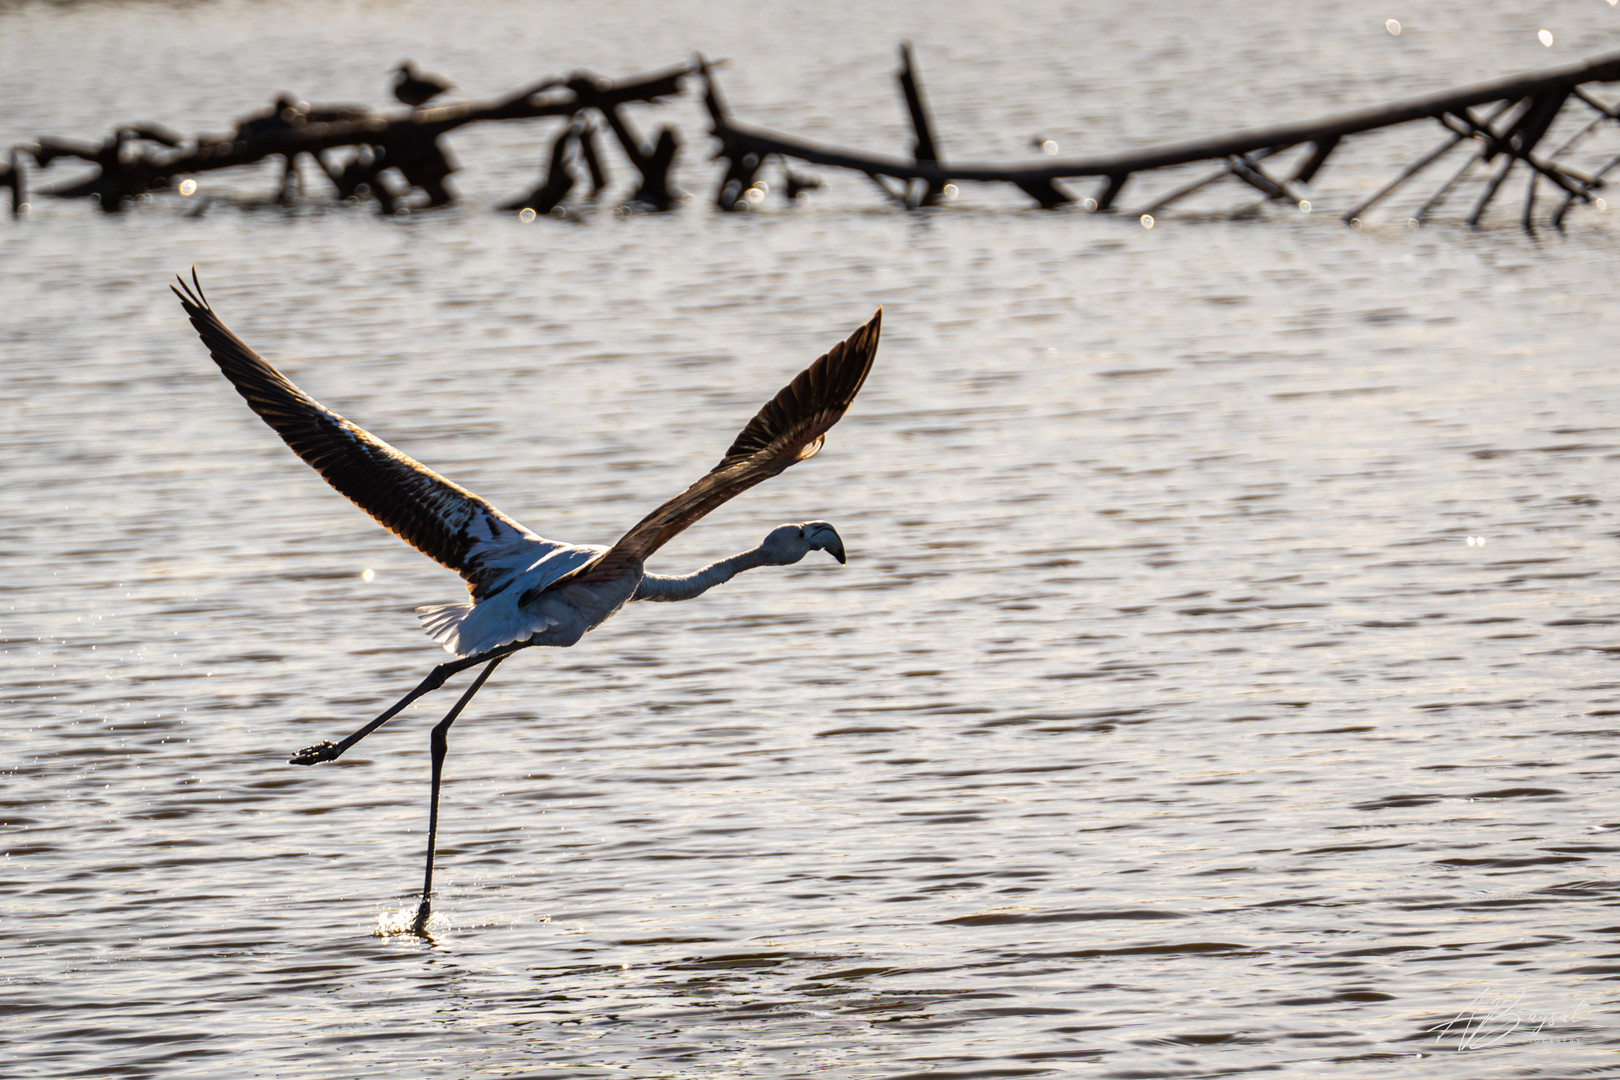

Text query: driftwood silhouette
(0, 148), (22, 216)
(12, 47), (1620, 229)
(499, 74), (684, 215)
(20, 61), (693, 214)
(702, 46), (1620, 229)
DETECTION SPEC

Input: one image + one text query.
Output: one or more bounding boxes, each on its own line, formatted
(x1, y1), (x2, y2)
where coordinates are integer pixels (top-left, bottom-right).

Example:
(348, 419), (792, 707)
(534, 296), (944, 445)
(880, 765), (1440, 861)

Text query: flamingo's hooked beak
(806, 521), (846, 564)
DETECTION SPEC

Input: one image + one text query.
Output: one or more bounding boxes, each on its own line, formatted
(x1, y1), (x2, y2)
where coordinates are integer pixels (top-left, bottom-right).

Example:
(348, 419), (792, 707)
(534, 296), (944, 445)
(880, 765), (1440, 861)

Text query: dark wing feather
(576, 307), (880, 583)
(173, 271), (544, 596)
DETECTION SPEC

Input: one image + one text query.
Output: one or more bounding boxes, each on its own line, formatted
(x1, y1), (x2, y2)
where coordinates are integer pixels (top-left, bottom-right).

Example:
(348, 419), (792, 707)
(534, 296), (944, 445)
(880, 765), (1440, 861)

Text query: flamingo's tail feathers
(416, 602), (476, 654)
(416, 598), (559, 657)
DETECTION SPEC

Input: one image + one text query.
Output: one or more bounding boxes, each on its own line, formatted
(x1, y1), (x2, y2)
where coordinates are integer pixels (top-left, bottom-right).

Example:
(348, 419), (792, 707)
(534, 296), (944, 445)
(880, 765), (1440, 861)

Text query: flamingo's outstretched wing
(564, 308), (880, 589)
(173, 271), (561, 600)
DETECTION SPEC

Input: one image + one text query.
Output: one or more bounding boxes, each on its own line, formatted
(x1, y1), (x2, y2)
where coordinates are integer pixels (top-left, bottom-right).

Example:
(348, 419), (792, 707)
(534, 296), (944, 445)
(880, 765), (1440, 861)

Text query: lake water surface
(4, 1), (1620, 1076)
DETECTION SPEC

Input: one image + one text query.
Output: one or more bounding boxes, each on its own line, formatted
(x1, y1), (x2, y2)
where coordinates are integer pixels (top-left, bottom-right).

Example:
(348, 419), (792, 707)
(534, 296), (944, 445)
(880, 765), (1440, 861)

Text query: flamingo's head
(763, 521), (846, 565)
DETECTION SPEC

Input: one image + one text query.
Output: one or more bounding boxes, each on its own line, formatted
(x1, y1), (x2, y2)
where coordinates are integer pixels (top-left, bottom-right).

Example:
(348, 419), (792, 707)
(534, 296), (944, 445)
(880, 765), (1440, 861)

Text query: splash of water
(372, 903), (448, 937)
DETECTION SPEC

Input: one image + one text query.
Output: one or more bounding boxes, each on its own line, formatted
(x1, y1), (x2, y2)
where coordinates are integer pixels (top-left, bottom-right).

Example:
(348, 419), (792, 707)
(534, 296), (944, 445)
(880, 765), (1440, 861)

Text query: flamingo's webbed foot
(289, 740), (341, 765)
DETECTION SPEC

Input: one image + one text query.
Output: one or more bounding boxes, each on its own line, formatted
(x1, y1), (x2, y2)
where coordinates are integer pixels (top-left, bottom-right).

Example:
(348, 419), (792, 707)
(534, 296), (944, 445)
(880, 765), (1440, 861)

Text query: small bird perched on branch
(393, 60), (453, 108)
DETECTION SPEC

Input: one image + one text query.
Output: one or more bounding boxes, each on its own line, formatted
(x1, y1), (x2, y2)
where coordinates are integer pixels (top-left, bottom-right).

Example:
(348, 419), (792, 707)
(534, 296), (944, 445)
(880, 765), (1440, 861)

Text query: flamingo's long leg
(413, 654), (508, 933)
(289, 642), (525, 765)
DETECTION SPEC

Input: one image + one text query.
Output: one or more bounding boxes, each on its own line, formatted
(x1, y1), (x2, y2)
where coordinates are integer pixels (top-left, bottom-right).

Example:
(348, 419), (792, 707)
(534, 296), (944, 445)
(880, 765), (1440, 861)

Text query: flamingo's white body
(173, 272), (881, 931)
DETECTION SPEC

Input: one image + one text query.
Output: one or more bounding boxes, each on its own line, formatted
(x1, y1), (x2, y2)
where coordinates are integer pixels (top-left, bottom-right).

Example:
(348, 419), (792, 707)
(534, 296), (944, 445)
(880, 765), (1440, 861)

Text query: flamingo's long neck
(634, 544), (778, 603)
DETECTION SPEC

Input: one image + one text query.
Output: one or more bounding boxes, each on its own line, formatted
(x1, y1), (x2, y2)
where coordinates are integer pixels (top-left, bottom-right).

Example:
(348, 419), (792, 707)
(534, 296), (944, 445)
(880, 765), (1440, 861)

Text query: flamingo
(172, 273), (880, 932)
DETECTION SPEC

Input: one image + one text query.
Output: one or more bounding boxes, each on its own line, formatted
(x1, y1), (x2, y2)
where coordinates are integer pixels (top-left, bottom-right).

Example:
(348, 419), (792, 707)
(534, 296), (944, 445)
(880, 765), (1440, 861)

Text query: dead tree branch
(702, 47), (1620, 228)
(25, 61), (695, 214)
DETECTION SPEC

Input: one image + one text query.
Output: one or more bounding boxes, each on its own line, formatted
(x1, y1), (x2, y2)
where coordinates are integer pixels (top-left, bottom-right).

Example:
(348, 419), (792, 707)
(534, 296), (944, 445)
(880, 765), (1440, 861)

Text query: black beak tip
(808, 523), (846, 564)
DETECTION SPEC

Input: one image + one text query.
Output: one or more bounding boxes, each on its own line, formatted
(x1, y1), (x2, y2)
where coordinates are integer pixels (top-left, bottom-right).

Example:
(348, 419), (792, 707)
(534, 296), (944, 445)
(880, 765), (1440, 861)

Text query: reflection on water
(5, 1), (1620, 1077)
